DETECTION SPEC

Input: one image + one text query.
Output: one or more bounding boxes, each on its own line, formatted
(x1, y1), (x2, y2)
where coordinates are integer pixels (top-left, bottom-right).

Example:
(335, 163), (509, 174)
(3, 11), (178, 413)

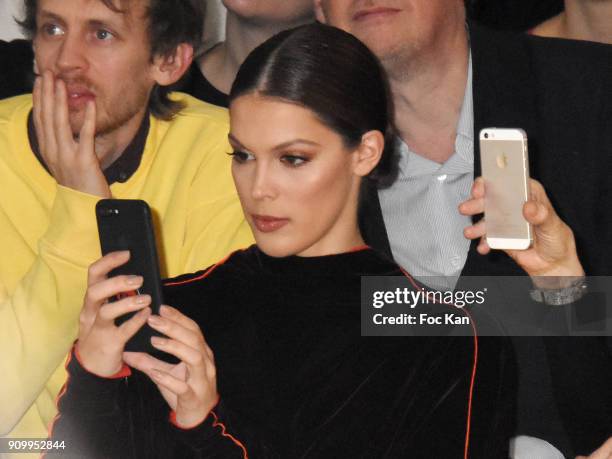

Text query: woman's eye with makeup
(280, 154), (309, 167)
(229, 150), (254, 163)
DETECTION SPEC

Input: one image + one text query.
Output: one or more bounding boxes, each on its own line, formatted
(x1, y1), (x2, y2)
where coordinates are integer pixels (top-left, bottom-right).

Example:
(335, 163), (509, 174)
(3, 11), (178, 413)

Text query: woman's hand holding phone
(78, 252), (218, 427)
(122, 306), (219, 428)
(459, 177), (585, 283)
(77, 251), (152, 377)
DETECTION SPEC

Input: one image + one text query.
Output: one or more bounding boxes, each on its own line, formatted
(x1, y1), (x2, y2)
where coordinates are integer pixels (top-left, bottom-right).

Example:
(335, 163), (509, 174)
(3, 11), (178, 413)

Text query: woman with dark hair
(48, 24), (515, 458)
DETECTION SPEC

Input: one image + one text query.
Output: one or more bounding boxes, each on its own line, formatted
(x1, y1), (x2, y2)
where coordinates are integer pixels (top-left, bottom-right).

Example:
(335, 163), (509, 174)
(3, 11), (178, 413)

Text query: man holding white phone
(0, 0), (253, 449)
(316, 0), (612, 457)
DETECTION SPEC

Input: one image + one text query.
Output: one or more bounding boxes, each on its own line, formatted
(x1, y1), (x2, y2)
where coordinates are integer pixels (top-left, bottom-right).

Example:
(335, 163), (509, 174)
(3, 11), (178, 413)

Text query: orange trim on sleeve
(169, 409), (207, 430)
(168, 406), (249, 458)
(74, 345), (131, 379)
(210, 410), (249, 459)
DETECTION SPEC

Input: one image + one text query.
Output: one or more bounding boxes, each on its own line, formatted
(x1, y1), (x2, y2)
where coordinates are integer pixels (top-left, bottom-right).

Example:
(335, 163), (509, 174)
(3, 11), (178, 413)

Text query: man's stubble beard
(374, 40), (426, 84)
(69, 85), (151, 139)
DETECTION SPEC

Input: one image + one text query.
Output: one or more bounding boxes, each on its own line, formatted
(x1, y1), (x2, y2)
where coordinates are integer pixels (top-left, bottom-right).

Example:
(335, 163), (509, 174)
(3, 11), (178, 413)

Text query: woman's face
(229, 94), (364, 258)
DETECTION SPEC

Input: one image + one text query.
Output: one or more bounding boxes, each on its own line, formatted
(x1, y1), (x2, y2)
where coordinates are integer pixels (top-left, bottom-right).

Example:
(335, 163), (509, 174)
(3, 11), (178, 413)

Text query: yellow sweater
(0, 94), (253, 450)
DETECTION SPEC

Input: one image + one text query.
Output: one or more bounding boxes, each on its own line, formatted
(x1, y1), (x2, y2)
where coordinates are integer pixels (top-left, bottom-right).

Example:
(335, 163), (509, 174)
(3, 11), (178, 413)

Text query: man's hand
(33, 71), (111, 197)
(123, 305), (218, 428)
(459, 177), (585, 283)
(77, 251), (151, 376)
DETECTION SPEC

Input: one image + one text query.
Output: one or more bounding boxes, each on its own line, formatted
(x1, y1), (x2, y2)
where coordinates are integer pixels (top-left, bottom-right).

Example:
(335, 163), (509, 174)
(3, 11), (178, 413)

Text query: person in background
(315, 0), (612, 457)
(0, 0), (34, 99)
(0, 0), (251, 449)
(531, 0), (612, 44)
(0, 39), (34, 99)
(180, 0), (314, 107)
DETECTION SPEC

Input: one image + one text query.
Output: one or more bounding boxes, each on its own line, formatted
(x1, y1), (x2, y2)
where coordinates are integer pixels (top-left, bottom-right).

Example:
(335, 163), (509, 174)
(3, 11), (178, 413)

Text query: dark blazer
(359, 22), (612, 456)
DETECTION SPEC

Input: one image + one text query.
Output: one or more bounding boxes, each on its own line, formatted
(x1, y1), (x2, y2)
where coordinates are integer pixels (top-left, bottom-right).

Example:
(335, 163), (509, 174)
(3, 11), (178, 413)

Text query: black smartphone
(96, 199), (171, 358)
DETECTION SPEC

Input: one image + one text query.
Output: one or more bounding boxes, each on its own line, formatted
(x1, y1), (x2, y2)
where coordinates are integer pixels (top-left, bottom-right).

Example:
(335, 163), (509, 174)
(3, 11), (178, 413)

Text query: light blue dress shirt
(378, 54), (474, 290)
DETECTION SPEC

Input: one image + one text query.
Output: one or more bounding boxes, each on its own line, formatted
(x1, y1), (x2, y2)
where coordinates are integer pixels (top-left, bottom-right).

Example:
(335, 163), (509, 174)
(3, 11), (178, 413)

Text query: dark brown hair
(230, 23), (398, 188)
(19, 0), (204, 119)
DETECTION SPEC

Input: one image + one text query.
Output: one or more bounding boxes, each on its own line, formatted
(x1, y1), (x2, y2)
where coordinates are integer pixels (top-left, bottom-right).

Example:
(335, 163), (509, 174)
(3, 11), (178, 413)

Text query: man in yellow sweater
(0, 0), (252, 452)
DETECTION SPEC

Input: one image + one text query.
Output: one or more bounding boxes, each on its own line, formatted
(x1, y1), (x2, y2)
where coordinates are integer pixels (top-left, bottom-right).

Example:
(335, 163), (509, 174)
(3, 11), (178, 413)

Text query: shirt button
(437, 174), (447, 182)
(118, 172), (128, 181)
(450, 255), (461, 268)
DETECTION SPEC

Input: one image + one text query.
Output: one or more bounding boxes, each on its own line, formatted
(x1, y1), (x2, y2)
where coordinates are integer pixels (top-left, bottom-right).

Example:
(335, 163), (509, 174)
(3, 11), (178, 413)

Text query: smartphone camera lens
(484, 133), (489, 139)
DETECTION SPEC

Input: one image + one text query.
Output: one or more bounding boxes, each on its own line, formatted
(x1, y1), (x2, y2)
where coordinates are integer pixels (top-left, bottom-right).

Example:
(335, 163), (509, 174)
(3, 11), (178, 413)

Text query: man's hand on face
(33, 71), (111, 198)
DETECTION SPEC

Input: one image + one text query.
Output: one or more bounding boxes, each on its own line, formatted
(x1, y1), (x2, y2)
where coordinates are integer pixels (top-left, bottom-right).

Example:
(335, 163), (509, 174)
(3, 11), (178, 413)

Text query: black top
(179, 62), (229, 108)
(0, 39), (34, 100)
(49, 246), (515, 458)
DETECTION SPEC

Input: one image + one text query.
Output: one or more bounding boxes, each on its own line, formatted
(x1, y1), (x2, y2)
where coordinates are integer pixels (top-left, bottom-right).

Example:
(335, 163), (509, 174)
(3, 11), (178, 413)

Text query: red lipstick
(252, 215), (289, 233)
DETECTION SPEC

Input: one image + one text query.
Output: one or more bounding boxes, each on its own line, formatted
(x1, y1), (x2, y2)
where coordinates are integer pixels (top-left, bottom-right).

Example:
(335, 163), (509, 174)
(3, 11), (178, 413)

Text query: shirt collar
(456, 51), (474, 143)
(27, 111), (150, 185)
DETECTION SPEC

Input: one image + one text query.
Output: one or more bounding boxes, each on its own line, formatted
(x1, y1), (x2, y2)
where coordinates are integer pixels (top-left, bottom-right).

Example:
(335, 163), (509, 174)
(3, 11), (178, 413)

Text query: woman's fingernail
(148, 315), (162, 326)
(151, 336), (164, 346)
(136, 295), (151, 305)
(126, 275), (143, 286)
